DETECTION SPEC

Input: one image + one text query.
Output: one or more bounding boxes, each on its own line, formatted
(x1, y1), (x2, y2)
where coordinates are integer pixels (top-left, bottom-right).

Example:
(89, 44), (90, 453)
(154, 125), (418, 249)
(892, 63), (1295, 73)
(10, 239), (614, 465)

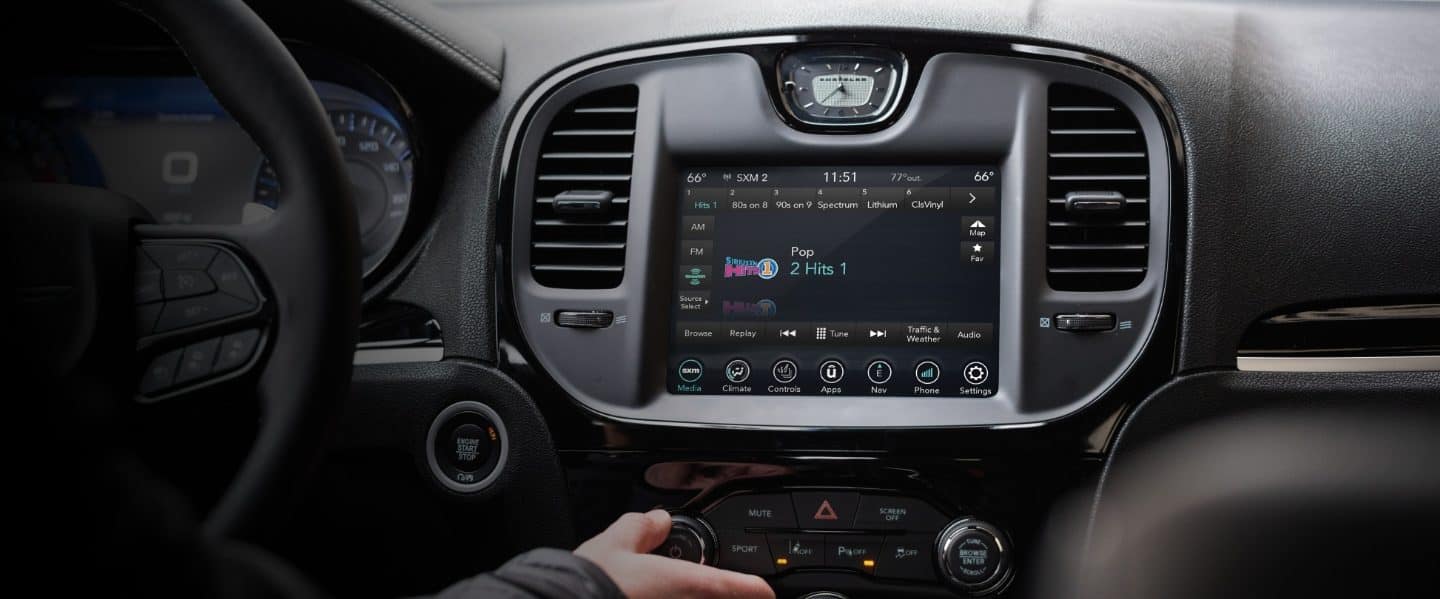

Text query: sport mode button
(677, 359), (704, 383)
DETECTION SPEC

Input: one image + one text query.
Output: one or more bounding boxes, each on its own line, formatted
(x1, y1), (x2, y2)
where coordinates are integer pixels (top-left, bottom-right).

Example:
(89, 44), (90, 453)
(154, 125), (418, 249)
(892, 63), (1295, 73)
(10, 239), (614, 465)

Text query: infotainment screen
(669, 166), (1000, 398)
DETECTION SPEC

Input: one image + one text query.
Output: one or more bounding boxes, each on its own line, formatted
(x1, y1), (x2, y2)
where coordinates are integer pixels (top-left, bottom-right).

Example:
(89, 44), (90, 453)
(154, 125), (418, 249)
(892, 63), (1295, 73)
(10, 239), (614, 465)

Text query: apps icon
(819, 360), (845, 384)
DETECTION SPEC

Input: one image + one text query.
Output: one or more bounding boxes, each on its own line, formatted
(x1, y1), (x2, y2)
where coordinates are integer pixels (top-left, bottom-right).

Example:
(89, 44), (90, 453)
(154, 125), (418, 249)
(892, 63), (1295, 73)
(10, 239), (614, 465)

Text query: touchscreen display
(669, 166), (1000, 398)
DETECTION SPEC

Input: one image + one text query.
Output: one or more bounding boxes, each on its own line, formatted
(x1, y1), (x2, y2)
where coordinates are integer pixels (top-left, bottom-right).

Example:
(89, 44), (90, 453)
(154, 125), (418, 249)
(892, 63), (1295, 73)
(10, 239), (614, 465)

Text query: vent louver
(530, 85), (638, 288)
(1046, 84), (1150, 291)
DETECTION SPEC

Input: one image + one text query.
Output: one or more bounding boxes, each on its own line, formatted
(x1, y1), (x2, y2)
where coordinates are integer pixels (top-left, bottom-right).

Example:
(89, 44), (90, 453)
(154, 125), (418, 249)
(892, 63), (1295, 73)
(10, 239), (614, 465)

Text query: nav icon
(966, 216), (994, 238)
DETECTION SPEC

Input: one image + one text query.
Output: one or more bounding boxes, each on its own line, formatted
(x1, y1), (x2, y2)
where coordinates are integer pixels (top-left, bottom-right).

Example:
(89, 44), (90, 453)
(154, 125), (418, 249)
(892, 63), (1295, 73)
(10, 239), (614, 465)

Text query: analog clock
(777, 45), (907, 128)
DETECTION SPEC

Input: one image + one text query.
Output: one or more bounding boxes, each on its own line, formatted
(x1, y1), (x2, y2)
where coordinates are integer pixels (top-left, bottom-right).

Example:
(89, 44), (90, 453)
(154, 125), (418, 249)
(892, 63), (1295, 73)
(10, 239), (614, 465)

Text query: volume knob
(652, 513), (717, 566)
(935, 518), (1014, 596)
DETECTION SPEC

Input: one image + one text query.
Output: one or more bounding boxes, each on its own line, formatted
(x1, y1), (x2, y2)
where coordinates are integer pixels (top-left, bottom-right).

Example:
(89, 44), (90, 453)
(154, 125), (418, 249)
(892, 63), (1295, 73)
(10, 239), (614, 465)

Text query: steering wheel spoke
(132, 223), (273, 402)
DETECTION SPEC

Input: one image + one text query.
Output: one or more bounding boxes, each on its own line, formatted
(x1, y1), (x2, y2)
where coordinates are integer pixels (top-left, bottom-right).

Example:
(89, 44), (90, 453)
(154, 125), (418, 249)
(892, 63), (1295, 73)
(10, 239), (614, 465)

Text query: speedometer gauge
(253, 109), (413, 275)
(777, 45), (907, 129)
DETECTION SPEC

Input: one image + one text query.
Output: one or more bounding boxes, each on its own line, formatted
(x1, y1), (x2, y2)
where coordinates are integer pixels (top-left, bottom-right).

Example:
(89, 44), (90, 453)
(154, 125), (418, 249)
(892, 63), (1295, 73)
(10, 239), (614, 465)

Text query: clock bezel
(775, 45), (909, 130)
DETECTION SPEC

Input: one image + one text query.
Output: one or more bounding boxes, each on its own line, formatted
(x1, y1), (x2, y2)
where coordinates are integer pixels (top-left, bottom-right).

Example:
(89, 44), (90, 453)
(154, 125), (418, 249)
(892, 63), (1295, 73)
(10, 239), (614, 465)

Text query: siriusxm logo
(723, 257), (780, 279)
(723, 299), (777, 317)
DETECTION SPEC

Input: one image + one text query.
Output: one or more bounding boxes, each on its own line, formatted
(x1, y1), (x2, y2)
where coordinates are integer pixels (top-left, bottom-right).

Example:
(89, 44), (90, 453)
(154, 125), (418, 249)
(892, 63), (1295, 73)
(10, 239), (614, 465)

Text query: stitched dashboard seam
(359, 0), (502, 87)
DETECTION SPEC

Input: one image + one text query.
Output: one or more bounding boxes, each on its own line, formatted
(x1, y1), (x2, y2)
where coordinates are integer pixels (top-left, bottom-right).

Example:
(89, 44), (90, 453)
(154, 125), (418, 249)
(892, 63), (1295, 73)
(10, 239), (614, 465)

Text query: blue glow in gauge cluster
(1, 77), (414, 275)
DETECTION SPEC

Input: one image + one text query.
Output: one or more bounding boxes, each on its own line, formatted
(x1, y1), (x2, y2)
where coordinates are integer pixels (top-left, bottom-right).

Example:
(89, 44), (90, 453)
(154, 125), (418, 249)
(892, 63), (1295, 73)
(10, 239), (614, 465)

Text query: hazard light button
(791, 491), (858, 530)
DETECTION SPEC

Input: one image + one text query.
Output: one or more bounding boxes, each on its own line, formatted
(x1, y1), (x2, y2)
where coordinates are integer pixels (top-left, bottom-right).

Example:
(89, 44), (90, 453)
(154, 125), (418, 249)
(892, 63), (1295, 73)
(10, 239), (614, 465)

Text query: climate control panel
(656, 489), (1013, 596)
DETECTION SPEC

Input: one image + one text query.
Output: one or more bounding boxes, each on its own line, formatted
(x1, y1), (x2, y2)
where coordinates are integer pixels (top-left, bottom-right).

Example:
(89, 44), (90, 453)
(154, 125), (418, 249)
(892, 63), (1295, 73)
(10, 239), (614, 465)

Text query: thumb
(597, 509), (673, 552)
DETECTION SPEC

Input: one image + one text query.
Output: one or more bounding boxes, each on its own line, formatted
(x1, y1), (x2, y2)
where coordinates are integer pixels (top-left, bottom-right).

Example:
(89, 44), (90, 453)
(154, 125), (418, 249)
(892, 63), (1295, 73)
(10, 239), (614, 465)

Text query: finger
(595, 510), (673, 552)
(633, 554), (775, 599)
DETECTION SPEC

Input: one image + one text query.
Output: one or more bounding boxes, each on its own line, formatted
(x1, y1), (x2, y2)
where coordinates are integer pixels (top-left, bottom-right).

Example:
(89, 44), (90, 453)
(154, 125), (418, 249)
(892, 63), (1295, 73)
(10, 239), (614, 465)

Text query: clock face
(778, 46), (906, 128)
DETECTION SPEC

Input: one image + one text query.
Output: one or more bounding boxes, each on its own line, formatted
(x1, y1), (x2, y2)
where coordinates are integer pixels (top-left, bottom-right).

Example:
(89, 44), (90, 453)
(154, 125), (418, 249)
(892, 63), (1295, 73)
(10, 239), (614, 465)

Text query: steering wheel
(12, 0), (359, 539)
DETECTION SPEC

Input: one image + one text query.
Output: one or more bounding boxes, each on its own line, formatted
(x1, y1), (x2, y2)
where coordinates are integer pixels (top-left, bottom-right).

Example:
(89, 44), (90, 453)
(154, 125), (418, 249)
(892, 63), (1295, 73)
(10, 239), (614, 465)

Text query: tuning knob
(652, 513), (717, 565)
(935, 518), (1014, 596)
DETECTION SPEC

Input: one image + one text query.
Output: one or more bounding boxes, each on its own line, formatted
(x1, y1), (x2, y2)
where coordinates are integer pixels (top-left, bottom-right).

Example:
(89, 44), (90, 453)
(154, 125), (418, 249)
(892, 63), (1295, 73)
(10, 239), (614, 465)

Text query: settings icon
(963, 361), (990, 385)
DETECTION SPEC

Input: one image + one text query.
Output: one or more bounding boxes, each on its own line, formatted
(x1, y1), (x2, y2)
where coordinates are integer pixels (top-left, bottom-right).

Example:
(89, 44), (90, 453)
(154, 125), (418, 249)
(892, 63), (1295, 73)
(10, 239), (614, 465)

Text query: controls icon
(772, 359), (799, 384)
(963, 361), (990, 385)
(866, 360), (893, 385)
(915, 360), (941, 385)
(819, 360), (845, 384)
(725, 359), (751, 383)
(677, 359), (704, 383)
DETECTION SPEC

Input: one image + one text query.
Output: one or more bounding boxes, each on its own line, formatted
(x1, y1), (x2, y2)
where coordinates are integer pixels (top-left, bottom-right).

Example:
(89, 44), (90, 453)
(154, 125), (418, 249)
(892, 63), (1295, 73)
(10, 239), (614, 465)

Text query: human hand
(575, 509), (774, 599)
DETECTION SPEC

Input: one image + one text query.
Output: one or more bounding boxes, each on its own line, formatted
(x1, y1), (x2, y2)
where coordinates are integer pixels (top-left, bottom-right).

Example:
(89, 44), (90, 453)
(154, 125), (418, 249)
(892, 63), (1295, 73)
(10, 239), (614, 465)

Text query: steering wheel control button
(139, 349), (184, 395)
(854, 495), (947, 531)
(136, 302), (163, 336)
(725, 359), (751, 383)
(175, 338), (221, 385)
(937, 519), (1013, 595)
(553, 310), (614, 329)
(1054, 312), (1116, 332)
(793, 491), (859, 529)
(162, 270), (216, 299)
(213, 329), (262, 374)
(825, 535), (883, 572)
(768, 534), (825, 571)
(426, 402), (508, 493)
(449, 423), (492, 472)
(962, 361), (990, 386)
(134, 269), (163, 305)
(771, 359), (799, 384)
(915, 360), (942, 385)
(715, 530), (774, 575)
(818, 359), (846, 384)
(876, 534), (937, 581)
(653, 514), (716, 565)
(866, 360), (893, 385)
(677, 359), (704, 383)
(145, 244), (217, 271)
(155, 293), (254, 333)
(207, 251), (257, 304)
(705, 493), (798, 529)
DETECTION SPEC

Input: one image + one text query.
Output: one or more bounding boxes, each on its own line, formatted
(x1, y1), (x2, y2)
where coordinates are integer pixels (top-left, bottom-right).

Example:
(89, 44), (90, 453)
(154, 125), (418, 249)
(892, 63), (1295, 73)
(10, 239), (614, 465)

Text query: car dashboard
(18, 1), (1440, 598)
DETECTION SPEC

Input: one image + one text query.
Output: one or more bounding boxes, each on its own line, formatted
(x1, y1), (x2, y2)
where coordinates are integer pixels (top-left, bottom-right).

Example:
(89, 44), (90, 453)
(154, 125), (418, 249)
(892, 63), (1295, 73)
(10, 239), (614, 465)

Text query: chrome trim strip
(353, 345), (443, 365)
(1237, 355), (1440, 372)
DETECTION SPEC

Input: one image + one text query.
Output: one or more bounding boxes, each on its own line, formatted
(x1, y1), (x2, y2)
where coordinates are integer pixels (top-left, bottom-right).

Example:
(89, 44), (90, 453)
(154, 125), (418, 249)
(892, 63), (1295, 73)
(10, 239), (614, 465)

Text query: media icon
(819, 360), (845, 384)
(677, 359), (704, 383)
(963, 361), (990, 385)
(914, 360), (941, 385)
(771, 359), (798, 384)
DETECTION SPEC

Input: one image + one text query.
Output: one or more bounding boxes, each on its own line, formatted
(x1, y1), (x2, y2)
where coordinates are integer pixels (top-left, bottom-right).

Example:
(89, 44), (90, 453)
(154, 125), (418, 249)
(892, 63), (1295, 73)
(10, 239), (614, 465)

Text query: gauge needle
(820, 84), (846, 104)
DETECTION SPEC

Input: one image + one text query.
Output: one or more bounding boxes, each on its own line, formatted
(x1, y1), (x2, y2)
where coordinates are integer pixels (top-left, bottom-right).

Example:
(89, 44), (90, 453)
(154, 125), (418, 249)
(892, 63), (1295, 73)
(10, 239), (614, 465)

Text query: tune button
(725, 358), (751, 383)
(915, 360), (942, 385)
(771, 359), (799, 384)
(818, 359), (845, 384)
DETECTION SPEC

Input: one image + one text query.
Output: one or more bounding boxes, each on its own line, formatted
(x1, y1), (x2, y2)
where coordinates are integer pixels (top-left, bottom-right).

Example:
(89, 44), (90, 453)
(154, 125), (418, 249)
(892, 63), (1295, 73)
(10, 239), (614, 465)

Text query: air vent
(530, 85), (638, 288)
(1046, 84), (1150, 291)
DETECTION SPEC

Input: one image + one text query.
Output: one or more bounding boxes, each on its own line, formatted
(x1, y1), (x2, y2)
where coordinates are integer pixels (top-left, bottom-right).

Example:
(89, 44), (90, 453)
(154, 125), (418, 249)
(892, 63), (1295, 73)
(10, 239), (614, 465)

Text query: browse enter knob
(935, 518), (1014, 596)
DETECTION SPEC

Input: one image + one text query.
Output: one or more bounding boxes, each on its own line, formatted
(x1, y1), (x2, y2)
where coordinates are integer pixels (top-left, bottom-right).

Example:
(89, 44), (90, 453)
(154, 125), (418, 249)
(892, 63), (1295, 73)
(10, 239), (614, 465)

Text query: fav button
(792, 491), (858, 529)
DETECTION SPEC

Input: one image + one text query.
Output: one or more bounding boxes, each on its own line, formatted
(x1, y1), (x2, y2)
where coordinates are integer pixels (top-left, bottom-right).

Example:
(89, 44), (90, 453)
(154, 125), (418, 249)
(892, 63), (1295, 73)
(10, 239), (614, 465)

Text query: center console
(505, 36), (1174, 429)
